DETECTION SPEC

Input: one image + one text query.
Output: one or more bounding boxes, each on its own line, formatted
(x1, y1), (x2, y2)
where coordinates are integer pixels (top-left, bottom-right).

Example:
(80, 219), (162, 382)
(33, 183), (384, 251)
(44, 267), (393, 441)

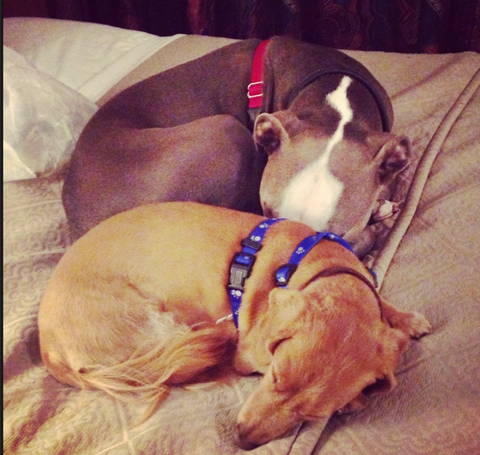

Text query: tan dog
(38, 202), (431, 449)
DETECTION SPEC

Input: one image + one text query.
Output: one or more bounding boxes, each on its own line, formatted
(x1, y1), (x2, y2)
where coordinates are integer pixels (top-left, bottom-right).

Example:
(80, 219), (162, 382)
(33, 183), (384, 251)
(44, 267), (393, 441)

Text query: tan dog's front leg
(381, 299), (432, 339)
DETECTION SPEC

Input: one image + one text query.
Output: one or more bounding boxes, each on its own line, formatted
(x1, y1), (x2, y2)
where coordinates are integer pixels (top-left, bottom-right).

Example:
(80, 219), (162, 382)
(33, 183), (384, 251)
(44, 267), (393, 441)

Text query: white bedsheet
(3, 46), (97, 182)
(3, 18), (184, 102)
(3, 18), (184, 182)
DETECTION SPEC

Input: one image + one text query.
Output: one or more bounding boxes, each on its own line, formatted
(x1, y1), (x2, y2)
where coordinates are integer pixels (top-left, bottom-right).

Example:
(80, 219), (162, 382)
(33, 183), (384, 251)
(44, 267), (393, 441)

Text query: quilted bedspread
(4, 36), (480, 454)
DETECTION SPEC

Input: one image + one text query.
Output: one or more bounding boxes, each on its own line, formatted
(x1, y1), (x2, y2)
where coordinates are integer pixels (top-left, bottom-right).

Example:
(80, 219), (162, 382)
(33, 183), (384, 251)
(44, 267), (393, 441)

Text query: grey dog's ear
(254, 113), (288, 154)
(375, 136), (411, 183)
(255, 109), (308, 155)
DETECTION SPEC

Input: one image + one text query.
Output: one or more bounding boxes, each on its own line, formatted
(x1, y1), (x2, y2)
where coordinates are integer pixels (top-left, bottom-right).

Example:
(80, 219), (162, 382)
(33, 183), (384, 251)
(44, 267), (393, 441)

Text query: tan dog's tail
(59, 323), (234, 423)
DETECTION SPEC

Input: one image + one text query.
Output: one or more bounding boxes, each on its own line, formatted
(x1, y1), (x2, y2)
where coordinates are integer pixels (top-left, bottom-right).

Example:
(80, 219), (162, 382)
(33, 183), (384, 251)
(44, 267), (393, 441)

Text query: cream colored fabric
(3, 175), (325, 454)
(313, 52), (480, 454)
(3, 17), (184, 103)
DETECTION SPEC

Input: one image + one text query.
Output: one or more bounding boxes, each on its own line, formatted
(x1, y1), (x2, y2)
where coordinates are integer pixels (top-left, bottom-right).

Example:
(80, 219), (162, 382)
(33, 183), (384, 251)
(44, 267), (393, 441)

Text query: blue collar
(227, 218), (285, 327)
(226, 220), (355, 328)
(275, 232), (353, 289)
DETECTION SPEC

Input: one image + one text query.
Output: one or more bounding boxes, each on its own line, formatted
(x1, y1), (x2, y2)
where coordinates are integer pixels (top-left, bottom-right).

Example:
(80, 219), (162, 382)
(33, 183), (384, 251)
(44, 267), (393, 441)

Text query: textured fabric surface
(313, 51), (480, 455)
(3, 175), (328, 455)
(3, 17), (184, 103)
(4, 35), (480, 455)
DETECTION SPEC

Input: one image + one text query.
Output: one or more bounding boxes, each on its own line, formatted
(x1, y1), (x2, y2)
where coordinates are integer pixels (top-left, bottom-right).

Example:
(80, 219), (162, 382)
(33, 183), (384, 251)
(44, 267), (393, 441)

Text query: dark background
(4, 0), (480, 53)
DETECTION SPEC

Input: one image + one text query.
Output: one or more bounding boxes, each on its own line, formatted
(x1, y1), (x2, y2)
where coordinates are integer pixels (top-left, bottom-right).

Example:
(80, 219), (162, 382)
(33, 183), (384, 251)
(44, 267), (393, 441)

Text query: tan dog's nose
(236, 423), (260, 451)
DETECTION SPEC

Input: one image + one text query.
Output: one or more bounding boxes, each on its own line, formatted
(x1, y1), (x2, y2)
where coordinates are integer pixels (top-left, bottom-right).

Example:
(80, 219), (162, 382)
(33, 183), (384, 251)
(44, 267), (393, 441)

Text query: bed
(4, 17), (480, 455)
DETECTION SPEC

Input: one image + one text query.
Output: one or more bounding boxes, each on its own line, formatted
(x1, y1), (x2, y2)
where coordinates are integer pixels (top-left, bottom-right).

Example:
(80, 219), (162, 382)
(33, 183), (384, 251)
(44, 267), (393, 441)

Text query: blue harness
(227, 219), (360, 328)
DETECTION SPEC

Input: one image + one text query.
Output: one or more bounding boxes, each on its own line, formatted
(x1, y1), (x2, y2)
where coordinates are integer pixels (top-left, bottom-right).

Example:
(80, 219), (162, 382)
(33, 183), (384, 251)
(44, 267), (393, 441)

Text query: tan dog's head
(255, 110), (410, 244)
(235, 280), (411, 449)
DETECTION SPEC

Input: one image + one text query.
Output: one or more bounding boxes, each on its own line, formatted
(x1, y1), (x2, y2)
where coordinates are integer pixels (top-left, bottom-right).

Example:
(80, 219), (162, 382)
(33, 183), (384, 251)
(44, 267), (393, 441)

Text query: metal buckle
(228, 253), (256, 291)
(247, 81), (263, 99)
(275, 263), (298, 287)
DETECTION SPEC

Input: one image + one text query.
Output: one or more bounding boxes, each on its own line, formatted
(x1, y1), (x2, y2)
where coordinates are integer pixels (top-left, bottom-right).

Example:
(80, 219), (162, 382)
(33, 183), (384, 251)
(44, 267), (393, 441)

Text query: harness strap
(275, 232), (353, 288)
(227, 218), (284, 327)
(225, 219), (380, 328)
(226, 226), (356, 328)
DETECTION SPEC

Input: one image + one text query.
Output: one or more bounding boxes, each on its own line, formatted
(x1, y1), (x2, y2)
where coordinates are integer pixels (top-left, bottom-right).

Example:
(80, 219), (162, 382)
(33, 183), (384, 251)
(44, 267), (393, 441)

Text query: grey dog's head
(254, 109), (410, 245)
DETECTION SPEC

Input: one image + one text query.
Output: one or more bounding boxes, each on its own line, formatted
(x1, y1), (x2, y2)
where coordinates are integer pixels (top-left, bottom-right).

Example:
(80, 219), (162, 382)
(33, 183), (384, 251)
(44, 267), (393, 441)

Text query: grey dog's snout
(262, 206), (276, 218)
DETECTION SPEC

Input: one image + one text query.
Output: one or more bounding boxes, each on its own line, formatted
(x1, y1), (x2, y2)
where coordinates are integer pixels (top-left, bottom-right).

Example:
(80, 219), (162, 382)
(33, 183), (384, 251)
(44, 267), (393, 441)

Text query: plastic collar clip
(227, 218), (284, 327)
(228, 252), (256, 292)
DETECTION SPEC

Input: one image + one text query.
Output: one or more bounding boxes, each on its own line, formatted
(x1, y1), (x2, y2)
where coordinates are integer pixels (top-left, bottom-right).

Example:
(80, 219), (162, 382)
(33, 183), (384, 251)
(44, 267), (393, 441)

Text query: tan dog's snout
(236, 368), (304, 450)
(237, 409), (301, 451)
(233, 285), (431, 448)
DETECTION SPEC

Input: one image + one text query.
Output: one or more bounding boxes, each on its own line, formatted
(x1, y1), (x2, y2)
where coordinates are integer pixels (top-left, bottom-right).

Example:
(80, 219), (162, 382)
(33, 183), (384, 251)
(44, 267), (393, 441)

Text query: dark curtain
(49, 0), (480, 53)
(187, 0), (480, 53)
(49, 0), (191, 36)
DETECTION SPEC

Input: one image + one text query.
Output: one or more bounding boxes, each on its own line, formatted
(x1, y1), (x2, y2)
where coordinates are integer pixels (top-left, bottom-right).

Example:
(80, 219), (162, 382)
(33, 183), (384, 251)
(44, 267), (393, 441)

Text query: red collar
(247, 40), (270, 109)
(247, 39), (392, 132)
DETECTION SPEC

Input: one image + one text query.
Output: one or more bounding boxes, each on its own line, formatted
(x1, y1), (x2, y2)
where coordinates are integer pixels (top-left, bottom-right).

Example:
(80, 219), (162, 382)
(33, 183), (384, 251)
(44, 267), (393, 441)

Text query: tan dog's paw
(407, 311), (432, 339)
(336, 394), (368, 415)
(381, 300), (432, 339)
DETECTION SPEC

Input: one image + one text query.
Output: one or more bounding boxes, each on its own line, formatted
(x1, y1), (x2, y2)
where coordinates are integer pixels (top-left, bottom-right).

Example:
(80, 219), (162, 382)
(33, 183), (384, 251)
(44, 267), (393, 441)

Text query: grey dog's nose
(262, 207), (277, 219)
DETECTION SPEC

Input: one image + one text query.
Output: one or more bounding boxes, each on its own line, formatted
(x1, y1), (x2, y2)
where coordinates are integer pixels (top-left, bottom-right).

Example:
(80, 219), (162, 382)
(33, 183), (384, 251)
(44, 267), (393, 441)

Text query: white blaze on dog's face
(236, 287), (405, 449)
(255, 76), (410, 244)
(278, 76), (352, 231)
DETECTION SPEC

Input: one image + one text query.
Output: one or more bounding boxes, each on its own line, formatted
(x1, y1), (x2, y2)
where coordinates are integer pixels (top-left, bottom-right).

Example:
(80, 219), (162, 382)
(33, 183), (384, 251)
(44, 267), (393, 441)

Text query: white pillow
(3, 18), (184, 102)
(3, 46), (98, 182)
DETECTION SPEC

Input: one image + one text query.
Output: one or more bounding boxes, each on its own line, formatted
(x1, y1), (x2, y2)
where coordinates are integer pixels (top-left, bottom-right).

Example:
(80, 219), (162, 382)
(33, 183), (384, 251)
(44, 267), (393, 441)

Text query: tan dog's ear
(265, 288), (306, 355)
(338, 372), (397, 414)
(362, 372), (398, 397)
(374, 136), (410, 183)
(337, 394), (369, 414)
(338, 369), (398, 415)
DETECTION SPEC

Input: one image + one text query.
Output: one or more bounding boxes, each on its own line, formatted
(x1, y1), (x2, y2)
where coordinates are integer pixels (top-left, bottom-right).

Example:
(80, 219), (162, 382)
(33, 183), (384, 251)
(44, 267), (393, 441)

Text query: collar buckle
(228, 252), (256, 291)
(247, 81), (263, 101)
(241, 237), (263, 251)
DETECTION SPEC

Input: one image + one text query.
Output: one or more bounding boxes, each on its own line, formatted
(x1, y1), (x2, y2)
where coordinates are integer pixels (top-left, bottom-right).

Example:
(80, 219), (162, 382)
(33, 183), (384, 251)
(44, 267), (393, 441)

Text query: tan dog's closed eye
(38, 202), (431, 449)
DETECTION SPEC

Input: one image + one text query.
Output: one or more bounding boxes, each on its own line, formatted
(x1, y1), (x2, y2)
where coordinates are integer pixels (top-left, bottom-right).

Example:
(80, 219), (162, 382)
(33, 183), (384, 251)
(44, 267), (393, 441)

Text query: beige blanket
(4, 37), (480, 454)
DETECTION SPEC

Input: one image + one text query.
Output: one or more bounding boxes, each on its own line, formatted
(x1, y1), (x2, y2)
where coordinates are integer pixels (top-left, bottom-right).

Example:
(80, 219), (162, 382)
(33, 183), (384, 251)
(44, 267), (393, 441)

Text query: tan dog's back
(39, 203), (262, 404)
